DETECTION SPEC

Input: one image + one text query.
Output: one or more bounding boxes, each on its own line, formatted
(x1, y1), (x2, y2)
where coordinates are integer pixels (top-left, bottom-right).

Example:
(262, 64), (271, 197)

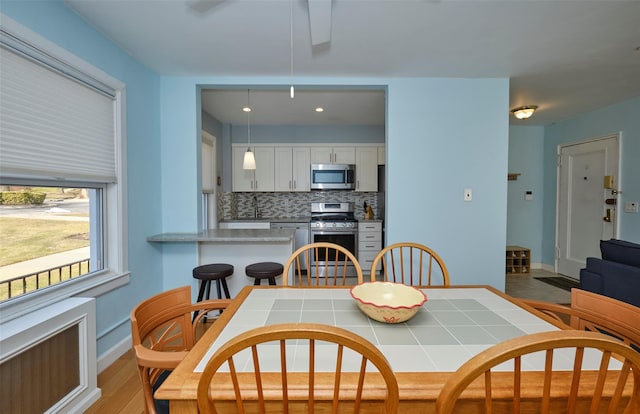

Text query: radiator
(0, 297), (100, 413)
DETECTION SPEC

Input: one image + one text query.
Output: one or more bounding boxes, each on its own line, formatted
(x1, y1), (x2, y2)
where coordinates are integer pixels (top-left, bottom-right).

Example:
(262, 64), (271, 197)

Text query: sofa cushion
(600, 239), (640, 268)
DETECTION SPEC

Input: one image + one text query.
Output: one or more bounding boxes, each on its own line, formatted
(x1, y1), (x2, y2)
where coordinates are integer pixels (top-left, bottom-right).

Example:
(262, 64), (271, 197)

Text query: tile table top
(194, 287), (580, 373)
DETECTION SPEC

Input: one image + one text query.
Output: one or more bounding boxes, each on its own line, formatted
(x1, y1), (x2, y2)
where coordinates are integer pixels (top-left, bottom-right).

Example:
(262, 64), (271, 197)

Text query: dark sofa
(579, 239), (640, 308)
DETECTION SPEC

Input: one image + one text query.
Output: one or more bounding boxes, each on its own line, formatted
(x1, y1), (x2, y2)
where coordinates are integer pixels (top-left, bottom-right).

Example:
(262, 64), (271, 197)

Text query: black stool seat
(245, 262), (283, 286)
(193, 263), (233, 302)
(193, 263), (234, 281)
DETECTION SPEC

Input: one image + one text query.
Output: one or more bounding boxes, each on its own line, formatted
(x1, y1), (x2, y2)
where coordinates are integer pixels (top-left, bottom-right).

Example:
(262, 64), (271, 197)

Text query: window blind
(0, 42), (116, 183)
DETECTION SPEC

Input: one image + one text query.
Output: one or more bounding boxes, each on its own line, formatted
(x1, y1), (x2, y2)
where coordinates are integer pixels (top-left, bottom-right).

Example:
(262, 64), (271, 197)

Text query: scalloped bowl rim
(350, 282), (427, 310)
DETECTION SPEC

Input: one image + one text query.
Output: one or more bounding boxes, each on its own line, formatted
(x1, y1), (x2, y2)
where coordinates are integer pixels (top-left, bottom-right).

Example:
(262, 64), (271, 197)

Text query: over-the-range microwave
(310, 163), (356, 190)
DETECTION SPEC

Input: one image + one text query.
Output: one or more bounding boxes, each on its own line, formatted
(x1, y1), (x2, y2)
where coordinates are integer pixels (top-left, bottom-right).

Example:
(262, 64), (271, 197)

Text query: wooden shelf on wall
(508, 173), (521, 181)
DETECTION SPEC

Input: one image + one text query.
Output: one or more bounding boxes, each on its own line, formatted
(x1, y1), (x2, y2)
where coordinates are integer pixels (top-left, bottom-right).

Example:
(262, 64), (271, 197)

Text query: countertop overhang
(147, 228), (295, 243)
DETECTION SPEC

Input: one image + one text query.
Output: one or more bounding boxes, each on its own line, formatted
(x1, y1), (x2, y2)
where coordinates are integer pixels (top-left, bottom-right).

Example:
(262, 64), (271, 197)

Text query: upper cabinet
(355, 146), (378, 192)
(310, 146), (356, 165)
(232, 143), (382, 193)
(232, 146), (275, 192)
(274, 146), (311, 192)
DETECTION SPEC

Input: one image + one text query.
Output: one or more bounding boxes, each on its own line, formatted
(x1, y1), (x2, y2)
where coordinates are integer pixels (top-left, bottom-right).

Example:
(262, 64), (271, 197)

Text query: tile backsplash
(218, 191), (381, 221)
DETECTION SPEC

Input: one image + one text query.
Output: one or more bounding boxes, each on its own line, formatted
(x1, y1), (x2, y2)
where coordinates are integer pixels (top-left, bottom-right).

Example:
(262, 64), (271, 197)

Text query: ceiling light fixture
(243, 89), (256, 170)
(289, 0), (295, 99)
(510, 105), (538, 120)
(315, 107), (324, 112)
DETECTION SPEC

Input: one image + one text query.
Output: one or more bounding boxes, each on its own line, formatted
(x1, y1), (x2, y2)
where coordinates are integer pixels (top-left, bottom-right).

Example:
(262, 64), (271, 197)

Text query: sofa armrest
(579, 267), (603, 295)
(581, 257), (640, 308)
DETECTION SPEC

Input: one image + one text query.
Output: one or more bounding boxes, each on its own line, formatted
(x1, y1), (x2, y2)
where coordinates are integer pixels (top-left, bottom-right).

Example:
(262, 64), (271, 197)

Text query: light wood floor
(85, 270), (570, 413)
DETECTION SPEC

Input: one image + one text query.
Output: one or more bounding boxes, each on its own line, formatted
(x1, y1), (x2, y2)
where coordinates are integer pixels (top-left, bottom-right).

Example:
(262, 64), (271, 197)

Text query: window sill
(0, 270), (130, 324)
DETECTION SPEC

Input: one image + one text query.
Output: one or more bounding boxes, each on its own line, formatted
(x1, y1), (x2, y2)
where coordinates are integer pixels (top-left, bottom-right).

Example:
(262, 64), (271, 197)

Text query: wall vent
(0, 297), (99, 413)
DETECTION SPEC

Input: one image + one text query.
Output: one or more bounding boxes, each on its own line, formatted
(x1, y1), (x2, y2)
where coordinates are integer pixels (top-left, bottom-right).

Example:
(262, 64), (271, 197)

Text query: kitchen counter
(147, 229), (295, 296)
(147, 229), (294, 243)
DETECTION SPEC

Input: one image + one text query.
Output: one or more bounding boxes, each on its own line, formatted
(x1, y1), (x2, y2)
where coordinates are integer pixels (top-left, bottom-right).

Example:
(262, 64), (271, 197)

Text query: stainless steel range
(310, 202), (358, 276)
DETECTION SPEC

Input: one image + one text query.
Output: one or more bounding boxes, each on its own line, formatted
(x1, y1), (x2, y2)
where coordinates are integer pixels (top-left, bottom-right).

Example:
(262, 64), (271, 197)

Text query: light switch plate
(624, 201), (639, 213)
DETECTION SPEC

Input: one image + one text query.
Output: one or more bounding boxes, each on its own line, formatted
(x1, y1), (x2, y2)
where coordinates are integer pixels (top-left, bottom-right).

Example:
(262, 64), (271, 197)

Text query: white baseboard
(539, 263), (555, 273)
(97, 334), (131, 374)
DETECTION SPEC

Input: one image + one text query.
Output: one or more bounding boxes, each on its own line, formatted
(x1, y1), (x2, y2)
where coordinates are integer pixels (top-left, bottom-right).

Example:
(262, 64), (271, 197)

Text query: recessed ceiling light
(315, 107), (324, 112)
(242, 106), (251, 112)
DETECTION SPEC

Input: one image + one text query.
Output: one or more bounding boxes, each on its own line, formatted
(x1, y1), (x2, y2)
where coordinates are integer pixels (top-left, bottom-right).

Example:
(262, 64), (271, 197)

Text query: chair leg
(268, 277), (276, 286)
(205, 280), (212, 301)
(220, 278), (231, 299)
(215, 279), (222, 300)
(253, 278), (261, 286)
(193, 280), (208, 322)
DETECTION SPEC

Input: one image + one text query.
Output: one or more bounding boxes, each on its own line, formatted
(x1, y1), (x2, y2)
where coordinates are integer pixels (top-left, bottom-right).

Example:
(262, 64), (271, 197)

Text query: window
(0, 185), (103, 300)
(0, 16), (127, 313)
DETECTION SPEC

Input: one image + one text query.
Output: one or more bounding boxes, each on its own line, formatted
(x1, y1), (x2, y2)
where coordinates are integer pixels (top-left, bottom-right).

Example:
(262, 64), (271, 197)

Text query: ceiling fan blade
(186, 0), (227, 14)
(308, 0), (332, 46)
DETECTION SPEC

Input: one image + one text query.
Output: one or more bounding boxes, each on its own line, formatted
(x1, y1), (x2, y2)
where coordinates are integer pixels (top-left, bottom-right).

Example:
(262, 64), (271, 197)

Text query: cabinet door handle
(289, 180), (292, 189)
(255, 180), (258, 189)
(293, 180), (296, 189)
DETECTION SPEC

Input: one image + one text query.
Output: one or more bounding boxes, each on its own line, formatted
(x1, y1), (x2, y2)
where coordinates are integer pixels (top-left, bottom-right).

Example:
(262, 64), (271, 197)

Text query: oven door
(310, 229), (358, 277)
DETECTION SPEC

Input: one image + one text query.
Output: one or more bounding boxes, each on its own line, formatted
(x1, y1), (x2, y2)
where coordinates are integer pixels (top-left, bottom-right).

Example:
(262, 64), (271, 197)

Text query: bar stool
(245, 262), (283, 286)
(193, 263), (233, 322)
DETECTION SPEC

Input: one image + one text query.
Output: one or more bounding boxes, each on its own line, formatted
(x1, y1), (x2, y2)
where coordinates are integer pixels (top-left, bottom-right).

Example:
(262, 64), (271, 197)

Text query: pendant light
(289, 0), (295, 99)
(243, 89), (256, 170)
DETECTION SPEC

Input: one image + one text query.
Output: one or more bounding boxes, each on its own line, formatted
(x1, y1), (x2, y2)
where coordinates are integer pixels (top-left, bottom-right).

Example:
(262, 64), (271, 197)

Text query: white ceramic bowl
(350, 282), (427, 323)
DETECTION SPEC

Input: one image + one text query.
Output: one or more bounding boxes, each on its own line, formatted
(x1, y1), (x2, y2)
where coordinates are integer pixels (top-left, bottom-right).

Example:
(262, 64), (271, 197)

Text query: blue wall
(542, 97), (640, 264)
(2, 1), (163, 356)
(386, 78), (510, 285)
(507, 126), (545, 264)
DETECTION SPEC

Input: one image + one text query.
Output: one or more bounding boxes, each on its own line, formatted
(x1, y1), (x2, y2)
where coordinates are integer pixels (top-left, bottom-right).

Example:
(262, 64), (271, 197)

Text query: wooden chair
(369, 242), (450, 286)
(130, 285), (231, 414)
(197, 323), (399, 414)
(283, 242), (364, 286)
(435, 330), (640, 414)
(520, 288), (640, 350)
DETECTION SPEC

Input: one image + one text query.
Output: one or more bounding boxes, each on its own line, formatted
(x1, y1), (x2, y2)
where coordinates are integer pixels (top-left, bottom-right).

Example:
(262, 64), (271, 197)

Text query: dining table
(155, 285), (632, 413)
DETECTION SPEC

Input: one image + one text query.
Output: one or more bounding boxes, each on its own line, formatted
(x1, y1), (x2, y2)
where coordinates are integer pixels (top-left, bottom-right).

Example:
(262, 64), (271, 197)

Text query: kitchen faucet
(252, 195), (262, 218)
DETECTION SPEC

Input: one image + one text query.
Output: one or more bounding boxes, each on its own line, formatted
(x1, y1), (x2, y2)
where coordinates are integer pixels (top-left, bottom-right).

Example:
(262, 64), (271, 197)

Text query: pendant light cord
(247, 88), (251, 147)
(289, 0), (294, 98)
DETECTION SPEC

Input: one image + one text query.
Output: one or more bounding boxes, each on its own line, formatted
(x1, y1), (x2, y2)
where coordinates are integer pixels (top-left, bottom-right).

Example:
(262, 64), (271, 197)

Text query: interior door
(556, 134), (619, 278)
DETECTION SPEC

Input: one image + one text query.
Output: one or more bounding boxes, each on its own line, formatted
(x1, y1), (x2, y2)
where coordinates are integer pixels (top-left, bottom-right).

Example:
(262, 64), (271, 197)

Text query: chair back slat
(370, 242), (449, 286)
(283, 242), (364, 286)
(197, 323), (399, 414)
(436, 330), (640, 414)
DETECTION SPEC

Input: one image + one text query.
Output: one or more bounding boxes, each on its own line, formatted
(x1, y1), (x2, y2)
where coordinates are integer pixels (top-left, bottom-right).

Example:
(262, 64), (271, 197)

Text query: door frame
(202, 130), (217, 229)
(554, 132), (621, 274)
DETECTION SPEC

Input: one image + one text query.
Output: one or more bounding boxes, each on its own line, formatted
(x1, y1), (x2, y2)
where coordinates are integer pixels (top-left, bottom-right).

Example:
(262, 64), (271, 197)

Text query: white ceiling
(66, 0), (640, 126)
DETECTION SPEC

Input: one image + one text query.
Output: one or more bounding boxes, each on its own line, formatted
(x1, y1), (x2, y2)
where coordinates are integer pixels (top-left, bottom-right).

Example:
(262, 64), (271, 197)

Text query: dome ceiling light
(511, 105), (538, 120)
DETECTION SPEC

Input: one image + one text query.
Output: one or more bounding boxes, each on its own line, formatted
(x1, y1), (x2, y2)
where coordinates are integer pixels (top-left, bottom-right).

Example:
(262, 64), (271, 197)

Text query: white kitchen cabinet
(232, 145), (275, 192)
(275, 146), (311, 192)
(358, 221), (383, 277)
(355, 146), (378, 192)
(310, 146), (355, 164)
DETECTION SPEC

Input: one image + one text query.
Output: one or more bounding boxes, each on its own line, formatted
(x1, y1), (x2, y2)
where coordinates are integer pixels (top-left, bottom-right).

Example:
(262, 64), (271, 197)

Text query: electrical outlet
(625, 201), (639, 213)
(464, 188), (472, 202)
